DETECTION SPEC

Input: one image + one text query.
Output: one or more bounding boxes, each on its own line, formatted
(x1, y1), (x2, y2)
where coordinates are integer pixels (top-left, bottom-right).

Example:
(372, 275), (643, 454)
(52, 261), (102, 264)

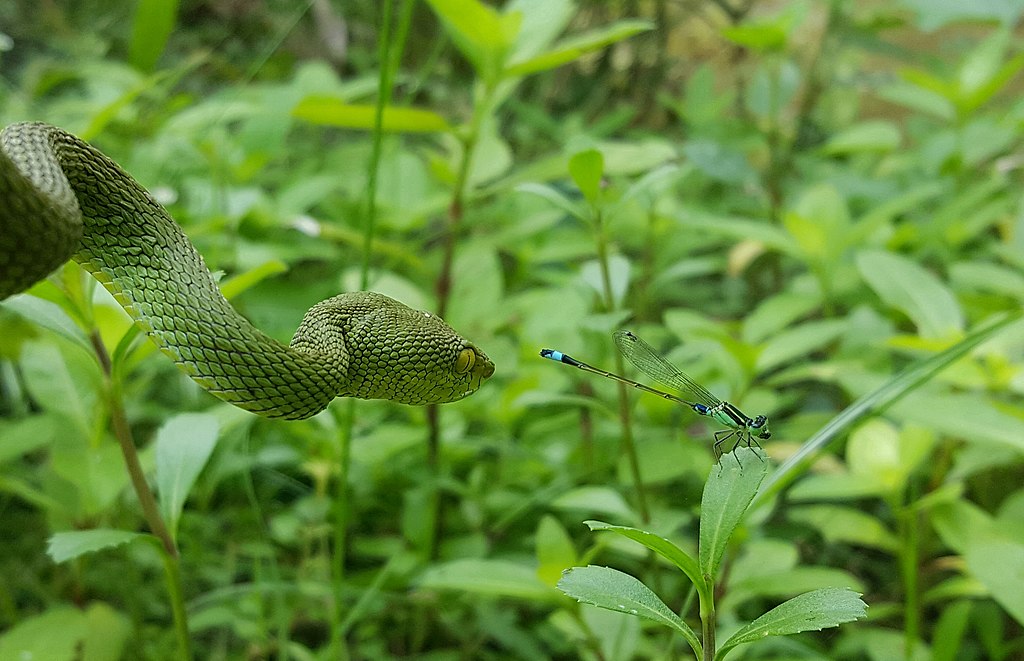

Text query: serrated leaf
(558, 565), (701, 656)
(699, 447), (767, 578)
(718, 588), (867, 658)
(585, 520), (704, 590)
(155, 413), (220, 539)
(47, 529), (146, 563)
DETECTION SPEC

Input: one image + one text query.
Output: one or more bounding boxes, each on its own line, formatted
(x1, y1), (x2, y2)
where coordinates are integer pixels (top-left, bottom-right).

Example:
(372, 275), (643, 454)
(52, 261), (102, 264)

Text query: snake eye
(455, 348), (476, 374)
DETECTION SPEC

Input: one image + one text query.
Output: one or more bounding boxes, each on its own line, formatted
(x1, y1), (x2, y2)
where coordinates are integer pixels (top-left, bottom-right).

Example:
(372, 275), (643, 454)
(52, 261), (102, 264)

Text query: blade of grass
(755, 310), (1022, 508)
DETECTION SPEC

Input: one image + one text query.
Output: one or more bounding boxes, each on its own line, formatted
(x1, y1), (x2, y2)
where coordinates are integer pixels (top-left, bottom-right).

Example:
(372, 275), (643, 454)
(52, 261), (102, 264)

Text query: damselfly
(540, 330), (771, 457)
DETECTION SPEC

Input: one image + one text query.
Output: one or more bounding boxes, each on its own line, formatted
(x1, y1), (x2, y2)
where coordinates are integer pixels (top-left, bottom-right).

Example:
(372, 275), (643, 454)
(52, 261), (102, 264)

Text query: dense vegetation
(2, 1), (1024, 659)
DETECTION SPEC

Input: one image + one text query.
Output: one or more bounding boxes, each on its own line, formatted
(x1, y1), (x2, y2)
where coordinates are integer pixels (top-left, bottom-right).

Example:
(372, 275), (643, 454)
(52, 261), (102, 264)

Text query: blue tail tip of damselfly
(540, 349), (581, 367)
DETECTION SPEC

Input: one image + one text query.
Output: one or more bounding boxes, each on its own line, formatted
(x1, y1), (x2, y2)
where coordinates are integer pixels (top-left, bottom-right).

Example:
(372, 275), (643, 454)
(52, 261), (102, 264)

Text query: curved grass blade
(755, 310), (1022, 508)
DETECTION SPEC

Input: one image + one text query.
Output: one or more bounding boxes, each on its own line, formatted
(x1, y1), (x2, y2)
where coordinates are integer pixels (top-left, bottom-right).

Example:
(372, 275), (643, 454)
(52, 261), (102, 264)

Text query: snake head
(291, 292), (494, 407)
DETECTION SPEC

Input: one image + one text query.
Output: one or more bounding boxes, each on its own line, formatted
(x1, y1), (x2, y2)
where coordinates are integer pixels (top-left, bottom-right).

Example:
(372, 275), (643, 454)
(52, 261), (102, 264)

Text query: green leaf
(717, 588), (867, 658)
(787, 504), (899, 553)
(81, 602), (132, 661)
(581, 605), (641, 661)
(877, 78), (955, 121)
(129, 0), (179, 72)
(676, 208), (796, 252)
(155, 413), (220, 539)
(552, 486), (637, 522)
(1, 294), (92, 355)
(19, 341), (99, 437)
(558, 565), (702, 657)
(0, 607), (87, 660)
(585, 521), (704, 590)
(292, 99), (450, 132)
(515, 182), (586, 219)
(425, 0), (515, 83)
(47, 529), (146, 563)
(846, 421), (936, 493)
(856, 249), (964, 339)
(932, 601), (972, 661)
(726, 567), (868, 609)
(537, 515), (577, 586)
(756, 311), (1023, 507)
(699, 447), (767, 578)
(720, 3), (804, 52)
(417, 558), (553, 601)
(219, 260), (288, 299)
(0, 601), (130, 661)
(822, 121), (902, 154)
(505, 0), (575, 64)
(931, 501), (1024, 627)
(569, 149), (604, 205)
(755, 319), (847, 373)
(957, 28), (1008, 98)
(899, 0), (1023, 31)
(505, 20), (653, 77)
(0, 415), (56, 464)
(783, 184), (851, 262)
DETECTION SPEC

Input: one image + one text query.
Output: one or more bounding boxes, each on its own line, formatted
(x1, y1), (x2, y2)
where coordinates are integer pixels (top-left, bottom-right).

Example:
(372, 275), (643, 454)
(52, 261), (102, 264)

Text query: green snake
(0, 122), (494, 419)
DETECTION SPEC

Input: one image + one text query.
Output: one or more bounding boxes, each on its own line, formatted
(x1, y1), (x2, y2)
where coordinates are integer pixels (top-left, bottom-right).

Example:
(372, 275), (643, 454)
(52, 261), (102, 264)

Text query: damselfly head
(751, 415), (771, 440)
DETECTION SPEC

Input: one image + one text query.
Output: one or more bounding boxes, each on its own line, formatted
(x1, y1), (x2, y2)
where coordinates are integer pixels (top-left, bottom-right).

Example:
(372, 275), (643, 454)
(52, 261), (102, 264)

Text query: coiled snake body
(0, 122), (493, 418)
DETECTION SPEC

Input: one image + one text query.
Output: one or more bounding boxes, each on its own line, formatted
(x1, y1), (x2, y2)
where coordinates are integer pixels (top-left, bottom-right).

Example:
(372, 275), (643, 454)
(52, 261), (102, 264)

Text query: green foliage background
(2, 0), (1024, 659)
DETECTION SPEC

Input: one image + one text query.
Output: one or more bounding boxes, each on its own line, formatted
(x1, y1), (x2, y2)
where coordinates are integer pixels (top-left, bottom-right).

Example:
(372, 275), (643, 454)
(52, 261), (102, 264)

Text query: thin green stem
(93, 331), (190, 659)
(329, 0), (409, 651)
(160, 547), (192, 661)
(898, 495), (921, 660)
(592, 211), (650, 523)
(424, 77), (495, 559)
(700, 577), (716, 661)
(329, 399), (355, 660)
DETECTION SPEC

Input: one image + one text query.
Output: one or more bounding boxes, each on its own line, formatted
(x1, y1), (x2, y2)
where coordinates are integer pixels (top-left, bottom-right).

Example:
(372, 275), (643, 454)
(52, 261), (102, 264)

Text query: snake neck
(49, 127), (345, 418)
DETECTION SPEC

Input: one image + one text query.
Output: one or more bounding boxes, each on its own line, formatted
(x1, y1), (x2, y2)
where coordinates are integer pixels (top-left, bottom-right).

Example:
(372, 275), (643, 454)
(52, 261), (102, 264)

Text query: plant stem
(592, 210), (650, 523)
(160, 546), (192, 661)
(898, 497), (920, 660)
(700, 578), (716, 661)
(328, 2), (412, 653)
(425, 80), (493, 558)
(92, 330), (190, 659)
(329, 399), (355, 660)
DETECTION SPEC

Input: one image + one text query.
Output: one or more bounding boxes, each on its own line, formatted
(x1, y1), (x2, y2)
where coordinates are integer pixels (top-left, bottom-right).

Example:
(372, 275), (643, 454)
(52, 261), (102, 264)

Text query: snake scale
(0, 122), (494, 419)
